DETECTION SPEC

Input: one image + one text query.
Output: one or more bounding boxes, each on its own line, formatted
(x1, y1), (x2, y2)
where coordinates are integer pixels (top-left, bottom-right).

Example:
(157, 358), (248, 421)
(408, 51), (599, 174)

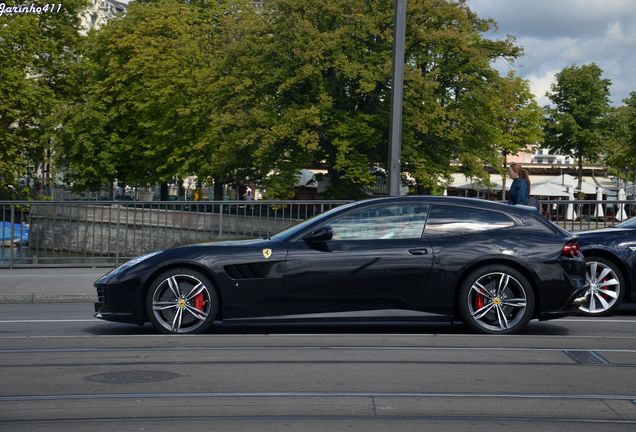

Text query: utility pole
(388, 0), (407, 196)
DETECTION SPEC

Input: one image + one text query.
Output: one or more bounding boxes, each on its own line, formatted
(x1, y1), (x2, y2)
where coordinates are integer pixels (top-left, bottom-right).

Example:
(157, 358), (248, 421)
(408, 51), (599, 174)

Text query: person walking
(508, 163), (530, 205)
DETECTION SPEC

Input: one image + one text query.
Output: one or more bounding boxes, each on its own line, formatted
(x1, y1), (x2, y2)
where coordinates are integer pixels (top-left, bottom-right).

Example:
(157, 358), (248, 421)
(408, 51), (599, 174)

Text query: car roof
(350, 195), (537, 215)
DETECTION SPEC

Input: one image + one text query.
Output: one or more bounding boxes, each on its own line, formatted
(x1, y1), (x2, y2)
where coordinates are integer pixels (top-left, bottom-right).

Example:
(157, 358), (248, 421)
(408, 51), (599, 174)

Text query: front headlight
(103, 250), (163, 278)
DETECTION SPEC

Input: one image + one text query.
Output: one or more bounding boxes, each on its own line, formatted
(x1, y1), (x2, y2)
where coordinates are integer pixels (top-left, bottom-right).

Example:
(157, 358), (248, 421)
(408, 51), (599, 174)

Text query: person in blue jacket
(508, 162), (530, 205)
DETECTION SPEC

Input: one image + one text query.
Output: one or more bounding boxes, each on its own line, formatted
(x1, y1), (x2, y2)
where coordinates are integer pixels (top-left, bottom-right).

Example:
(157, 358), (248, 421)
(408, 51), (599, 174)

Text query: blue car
(577, 218), (636, 315)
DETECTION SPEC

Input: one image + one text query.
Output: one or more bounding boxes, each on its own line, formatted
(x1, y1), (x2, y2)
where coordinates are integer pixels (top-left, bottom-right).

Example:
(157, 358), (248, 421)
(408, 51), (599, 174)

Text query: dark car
(95, 196), (588, 335)
(576, 217), (636, 315)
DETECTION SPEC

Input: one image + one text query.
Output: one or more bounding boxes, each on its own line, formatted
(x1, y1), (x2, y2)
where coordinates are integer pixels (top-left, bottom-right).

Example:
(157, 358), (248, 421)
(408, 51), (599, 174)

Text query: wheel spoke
(153, 301), (177, 311)
(598, 287), (619, 299)
(501, 298), (526, 308)
(598, 279), (619, 289)
(167, 276), (181, 299)
(497, 274), (510, 296)
(594, 292), (611, 310)
(185, 305), (208, 321)
(589, 262), (598, 281)
(495, 305), (509, 330)
(472, 303), (495, 320)
(186, 282), (206, 301)
(589, 291), (597, 311)
(597, 267), (612, 281)
(471, 282), (493, 299)
(171, 308), (183, 333)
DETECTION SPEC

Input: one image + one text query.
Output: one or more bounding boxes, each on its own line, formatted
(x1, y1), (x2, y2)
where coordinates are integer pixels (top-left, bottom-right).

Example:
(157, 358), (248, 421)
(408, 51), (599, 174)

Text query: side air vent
(225, 263), (268, 279)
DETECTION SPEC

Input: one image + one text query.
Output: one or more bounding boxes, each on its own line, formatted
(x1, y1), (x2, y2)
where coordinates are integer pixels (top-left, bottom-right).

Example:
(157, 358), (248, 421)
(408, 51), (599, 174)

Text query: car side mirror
(304, 225), (333, 242)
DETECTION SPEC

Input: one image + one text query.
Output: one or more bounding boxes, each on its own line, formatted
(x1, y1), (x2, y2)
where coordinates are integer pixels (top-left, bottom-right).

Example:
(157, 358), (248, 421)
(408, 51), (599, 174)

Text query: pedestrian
(244, 188), (254, 201)
(508, 163), (530, 205)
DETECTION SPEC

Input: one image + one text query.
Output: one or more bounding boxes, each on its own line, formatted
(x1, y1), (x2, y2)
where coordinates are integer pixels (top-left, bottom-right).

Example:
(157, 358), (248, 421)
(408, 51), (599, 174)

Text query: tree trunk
(578, 154), (583, 191)
(160, 183), (169, 201)
(213, 179), (224, 201)
(177, 178), (185, 200)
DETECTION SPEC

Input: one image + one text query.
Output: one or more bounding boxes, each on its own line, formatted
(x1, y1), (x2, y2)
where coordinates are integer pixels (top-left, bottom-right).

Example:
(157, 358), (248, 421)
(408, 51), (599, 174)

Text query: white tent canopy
(530, 182), (570, 197)
(535, 174), (604, 195)
(449, 174), (508, 191)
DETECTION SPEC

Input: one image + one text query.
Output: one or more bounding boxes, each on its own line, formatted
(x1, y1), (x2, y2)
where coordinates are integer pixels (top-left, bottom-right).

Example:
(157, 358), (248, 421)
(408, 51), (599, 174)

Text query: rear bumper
(539, 284), (589, 321)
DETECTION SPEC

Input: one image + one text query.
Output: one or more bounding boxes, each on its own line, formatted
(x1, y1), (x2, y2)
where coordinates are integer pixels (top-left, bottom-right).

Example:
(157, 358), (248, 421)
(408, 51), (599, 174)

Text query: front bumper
(94, 281), (145, 325)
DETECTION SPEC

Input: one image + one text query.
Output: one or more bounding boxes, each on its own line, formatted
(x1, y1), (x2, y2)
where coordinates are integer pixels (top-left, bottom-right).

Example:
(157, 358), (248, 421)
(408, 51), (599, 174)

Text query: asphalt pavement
(1, 303), (636, 431)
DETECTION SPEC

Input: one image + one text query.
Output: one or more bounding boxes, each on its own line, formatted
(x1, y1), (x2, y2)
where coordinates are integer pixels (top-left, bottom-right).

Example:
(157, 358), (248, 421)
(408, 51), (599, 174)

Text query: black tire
(458, 265), (535, 335)
(145, 268), (218, 334)
(579, 256), (625, 316)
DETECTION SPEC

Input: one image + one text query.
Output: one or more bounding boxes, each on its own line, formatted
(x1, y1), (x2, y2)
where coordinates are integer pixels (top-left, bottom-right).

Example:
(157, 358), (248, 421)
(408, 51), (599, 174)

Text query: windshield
(616, 217), (636, 228)
(270, 202), (357, 242)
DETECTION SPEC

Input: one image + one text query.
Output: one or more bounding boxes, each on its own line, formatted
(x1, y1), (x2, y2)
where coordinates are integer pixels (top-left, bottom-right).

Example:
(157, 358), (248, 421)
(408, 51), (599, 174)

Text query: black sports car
(95, 196), (588, 335)
(576, 217), (636, 315)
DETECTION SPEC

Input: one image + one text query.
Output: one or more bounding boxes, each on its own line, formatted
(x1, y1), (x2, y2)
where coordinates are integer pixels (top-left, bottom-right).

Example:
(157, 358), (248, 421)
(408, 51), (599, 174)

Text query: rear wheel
(580, 256), (624, 316)
(459, 265), (535, 334)
(146, 268), (218, 334)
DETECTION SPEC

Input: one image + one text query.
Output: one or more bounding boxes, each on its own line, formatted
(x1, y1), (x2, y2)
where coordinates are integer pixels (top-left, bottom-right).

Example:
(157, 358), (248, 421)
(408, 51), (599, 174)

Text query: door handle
(408, 248), (428, 255)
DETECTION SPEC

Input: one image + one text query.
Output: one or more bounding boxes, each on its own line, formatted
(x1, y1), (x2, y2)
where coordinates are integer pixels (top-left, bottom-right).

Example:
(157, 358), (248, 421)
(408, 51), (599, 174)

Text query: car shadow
(83, 319), (572, 336)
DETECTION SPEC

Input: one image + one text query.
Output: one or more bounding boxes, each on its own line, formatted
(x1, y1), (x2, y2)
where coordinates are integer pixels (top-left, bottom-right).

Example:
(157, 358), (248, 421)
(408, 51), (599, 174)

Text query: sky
(466, 0), (636, 107)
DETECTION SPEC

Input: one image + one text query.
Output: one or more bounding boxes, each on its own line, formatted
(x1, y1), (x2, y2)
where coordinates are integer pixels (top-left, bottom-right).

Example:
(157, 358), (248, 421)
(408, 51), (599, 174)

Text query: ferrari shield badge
(262, 248), (272, 259)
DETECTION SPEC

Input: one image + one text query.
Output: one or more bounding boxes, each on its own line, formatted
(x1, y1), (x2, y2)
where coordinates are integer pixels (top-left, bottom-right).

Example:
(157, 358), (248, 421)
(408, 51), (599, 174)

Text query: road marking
(2, 346), (636, 354)
(1, 317), (635, 324)
(1, 391), (636, 402)
(558, 319), (636, 323)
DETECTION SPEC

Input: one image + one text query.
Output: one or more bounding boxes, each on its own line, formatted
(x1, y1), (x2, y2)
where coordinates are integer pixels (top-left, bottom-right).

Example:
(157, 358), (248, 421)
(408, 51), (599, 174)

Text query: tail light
(562, 241), (581, 257)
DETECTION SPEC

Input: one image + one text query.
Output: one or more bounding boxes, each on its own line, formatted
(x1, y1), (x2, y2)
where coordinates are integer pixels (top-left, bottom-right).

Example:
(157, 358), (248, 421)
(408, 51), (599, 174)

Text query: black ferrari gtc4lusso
(95, 196), (588, 334)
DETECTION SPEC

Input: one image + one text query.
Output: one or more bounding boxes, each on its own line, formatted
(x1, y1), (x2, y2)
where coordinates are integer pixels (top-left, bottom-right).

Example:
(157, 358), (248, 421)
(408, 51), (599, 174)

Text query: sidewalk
(0, 268), (108, 303)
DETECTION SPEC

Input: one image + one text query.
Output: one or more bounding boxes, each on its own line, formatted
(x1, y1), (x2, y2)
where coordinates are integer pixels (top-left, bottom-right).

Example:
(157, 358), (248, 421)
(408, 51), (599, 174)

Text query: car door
(284, 202), (433, 316)
(422, 204), (519, 314)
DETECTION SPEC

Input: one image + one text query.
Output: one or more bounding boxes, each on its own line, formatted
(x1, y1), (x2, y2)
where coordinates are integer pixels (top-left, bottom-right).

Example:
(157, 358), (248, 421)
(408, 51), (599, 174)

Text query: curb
(0, 295), (97, 304)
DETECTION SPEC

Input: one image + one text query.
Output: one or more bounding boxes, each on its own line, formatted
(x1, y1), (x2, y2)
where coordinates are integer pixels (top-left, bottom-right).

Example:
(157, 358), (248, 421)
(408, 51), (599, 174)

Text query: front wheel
(458, 265), (535, 334)
(579, 256), (624, 316)
(146, 268), (218, 334)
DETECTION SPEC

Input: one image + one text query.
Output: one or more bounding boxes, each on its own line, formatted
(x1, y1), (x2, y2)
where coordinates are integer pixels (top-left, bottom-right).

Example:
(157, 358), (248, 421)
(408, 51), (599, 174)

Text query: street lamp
(388, 0), (407, 197)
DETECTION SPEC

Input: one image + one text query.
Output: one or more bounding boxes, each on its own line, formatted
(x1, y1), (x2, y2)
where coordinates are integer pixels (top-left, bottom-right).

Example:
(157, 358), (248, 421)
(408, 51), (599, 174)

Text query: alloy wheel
(150, 273), (212, 334)
(581, 260), (621, 315)
(466, 272), (529, 333)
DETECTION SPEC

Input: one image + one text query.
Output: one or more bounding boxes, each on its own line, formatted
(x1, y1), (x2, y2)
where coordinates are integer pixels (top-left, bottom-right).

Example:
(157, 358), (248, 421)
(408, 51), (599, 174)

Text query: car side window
(424, 205), (515, 236)
(328, 204), (430, 240)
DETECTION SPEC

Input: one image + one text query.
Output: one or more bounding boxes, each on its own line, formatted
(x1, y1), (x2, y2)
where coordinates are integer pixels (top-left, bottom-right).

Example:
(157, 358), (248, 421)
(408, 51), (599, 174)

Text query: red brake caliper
(599, 278), (610, 300)
(194, 293), (205, 311)
(475, 294), (485, 310)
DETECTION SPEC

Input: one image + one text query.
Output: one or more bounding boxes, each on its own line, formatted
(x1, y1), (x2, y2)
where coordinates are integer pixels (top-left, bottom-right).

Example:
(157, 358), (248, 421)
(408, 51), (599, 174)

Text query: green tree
(604, 92), (636, 182)
(544, 63), (611, 189)
(210, 0), (522, 198)
(491, 72), (544, 199)
(57, 0), (249, 195)
(0, 0), (87, 195)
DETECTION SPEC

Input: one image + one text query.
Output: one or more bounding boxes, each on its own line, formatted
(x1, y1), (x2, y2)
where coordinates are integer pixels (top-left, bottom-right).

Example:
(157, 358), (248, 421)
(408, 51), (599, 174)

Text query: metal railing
(1, 198), (633, 268)
(537, 199), (634, 232)
(0, 200), (350, 268)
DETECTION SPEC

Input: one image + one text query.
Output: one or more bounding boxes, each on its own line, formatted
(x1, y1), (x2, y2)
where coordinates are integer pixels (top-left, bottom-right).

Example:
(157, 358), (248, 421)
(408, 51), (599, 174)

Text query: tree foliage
(210, 0), (525, 197)
(56, 0), (252, 191)
(4, 0), (547, 199)
(544, 63), (611, 189)
(0, 0), (87, 195)
(604, 92), (636, 181)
